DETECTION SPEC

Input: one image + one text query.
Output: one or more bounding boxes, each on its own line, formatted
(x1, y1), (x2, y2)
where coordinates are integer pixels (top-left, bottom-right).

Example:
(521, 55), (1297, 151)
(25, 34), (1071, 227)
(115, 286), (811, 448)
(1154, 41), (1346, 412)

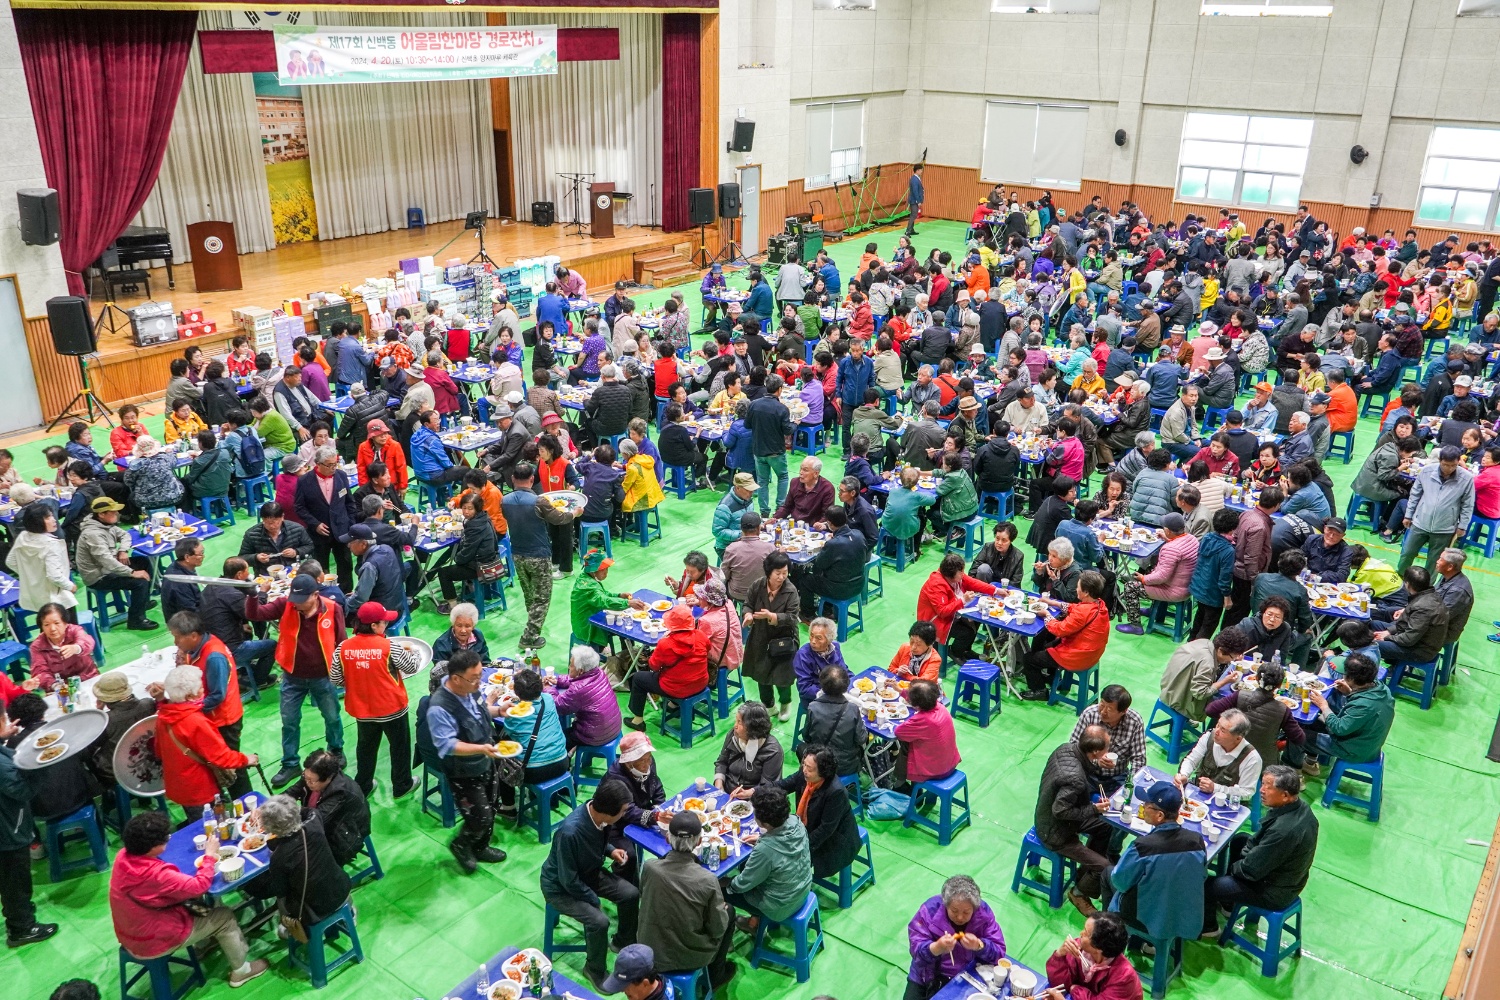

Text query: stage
(50, 217), (697, 414)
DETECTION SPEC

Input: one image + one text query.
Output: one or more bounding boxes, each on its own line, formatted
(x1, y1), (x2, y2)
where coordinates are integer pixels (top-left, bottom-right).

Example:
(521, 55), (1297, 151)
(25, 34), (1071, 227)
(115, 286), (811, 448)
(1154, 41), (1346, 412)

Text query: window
(980, 101), (1087, 189)
(813, 0), (874, 8)
(1201, 0), (1333, 15)
(1175, 112), (1312, 207)
(991, 0), (1099, 12)
(1458, 0), (1500, 15)
(1416, 127), (1500, 229)
(804, 101), (864, 189)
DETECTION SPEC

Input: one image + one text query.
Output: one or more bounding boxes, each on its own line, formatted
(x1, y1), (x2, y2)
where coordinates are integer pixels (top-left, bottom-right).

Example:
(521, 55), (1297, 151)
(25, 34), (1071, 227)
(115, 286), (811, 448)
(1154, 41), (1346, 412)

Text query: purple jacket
(792, 641), (848, 702)
(550, 667), (622, 747)
(907, 895), (1005, 986)
(300, 362), (331, 402)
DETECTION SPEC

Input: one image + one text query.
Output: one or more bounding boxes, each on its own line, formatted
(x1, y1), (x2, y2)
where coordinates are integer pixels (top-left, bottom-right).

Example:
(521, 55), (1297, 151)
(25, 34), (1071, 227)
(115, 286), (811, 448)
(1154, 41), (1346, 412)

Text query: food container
(216, 856), (246, 882)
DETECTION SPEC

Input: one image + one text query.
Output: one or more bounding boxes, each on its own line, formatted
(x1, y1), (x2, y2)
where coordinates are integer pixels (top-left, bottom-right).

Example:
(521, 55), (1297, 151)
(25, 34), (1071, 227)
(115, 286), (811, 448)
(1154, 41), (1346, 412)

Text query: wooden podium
(186, 221), (241, 292)
(589, 182), (615, 239)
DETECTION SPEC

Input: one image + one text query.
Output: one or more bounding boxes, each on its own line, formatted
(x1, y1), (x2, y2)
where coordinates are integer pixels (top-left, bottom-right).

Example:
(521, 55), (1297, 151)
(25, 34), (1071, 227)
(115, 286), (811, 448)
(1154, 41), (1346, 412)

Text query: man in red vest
(244, 573), (348, 788)
(168, 610), (250, 797)
(331, 602), (423, 798)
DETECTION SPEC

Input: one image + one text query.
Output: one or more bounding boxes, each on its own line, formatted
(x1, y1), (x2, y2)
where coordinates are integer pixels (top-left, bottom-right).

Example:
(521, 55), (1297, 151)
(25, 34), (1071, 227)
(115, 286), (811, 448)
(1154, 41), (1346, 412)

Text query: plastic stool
(1011, 827), (1077, 909)
(1425, 336), (1450, 360)
(231, 475), (272, 515)
(877, 529), (917, 572)
(793, 424), (826, 456)
(863, 554), (884, 602)
(1145, 699), (1201, 765)
(1345, 494), (1386, 533)
(467, 576), (508, 616)
(286, 899), (363, 988)
(1200, 406), (1233, 434)
(543, 903), (590, 959)
(813, 827), (875, 908)
(840, 773), (864, 817)
(420, 765), (456, 828)
(79, 608), (105, 666)
(901, 770), (971, 845)
(952, 660), (1003, 727)
(414, 480), (446, 512)
(1145, 600), (1192, 642)
(102, 783), (168, 835)
(664, 969), (713, 1000)
(119, 945), (205, 1000)
(664, 465), (696, 501)
(1387, 658), (1439, 710)
(715, 666), (746, 720)
(978, 491), (1014, 522)
(1439, 641), (1458, 686)
(1465, 515), (1500, 558)
(196, 496), (236, 527)
(347, 835), (384, 886)
(1321, 752), (1384, 821)
(578, 520), (614, 561)
(88, 586), (132, 630)
(517, 772), (577, 843)
(942, 516), (985, 560)
(1149, 407), (1168, 431)
(817, 594), (863, 642)
(1218, 898), (1303, 977)
(44, 803), (108, 882)
(748, 891), (823, 982)
(1358, 390), (1390, 418)
(659, 690), (716, 749)
(407, 207), (425, 229)
(624, 507), (662, 547)
(1328, 430), (1355, 464)
(1129, 928), (1182, 999)
(0, 640), (28, 683)
(1049, 665), (1100, 716)
(572, 734), (622, 790)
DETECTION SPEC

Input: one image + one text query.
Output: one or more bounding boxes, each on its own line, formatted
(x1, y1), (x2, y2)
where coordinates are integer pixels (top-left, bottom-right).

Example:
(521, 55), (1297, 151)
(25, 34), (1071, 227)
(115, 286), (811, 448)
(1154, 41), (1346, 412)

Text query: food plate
(501, 949), (551, 983)
(651, 600), (673, 613)
(495, 740), (523, 757)
(488, 981), (523, 1000)
(1182, 801), (1209, 823)
(390, 636), (434, 669)
(239, 833), (268, 852)
(506, 701), (534, 718)
(33, 728), (64, 750)
(853, 678), (876, 693)
(725, 800), (753, 820)
(37, 743), (67, 763)
(681, 797), (707, 812)
(18, 709), (107, 770)
(631, 610), (651, 621)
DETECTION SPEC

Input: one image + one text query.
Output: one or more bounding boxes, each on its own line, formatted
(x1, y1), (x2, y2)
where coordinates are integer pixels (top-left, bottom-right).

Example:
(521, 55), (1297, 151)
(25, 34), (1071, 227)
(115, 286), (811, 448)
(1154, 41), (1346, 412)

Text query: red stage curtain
(661, 14), (701, 234)
(14, 9), (197, 297)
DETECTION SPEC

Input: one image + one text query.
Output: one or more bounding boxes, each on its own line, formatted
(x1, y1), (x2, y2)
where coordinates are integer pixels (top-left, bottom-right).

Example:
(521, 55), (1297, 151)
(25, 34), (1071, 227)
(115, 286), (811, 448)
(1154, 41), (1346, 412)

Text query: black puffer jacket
(335, 389), (391, 461)
(1033, 741), (1104, 851)
(241, 809), (352, 923)
(973, 438), (1020, 494)
(286, 773), (370, 868)
(585, 381), (636, 438)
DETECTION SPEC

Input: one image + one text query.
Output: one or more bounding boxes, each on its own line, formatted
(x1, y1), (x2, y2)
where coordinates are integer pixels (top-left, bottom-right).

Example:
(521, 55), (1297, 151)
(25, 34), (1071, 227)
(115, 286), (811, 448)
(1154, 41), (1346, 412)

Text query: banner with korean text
(272, 25), (558, 85)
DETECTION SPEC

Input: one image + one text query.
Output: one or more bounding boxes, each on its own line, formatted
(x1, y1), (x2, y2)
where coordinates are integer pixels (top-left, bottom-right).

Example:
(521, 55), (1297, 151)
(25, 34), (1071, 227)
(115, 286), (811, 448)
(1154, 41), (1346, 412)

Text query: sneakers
(583, 966), (611, 994)
(552, 568), (565, 581)
(392, 781), (416, 800)
(329, 749), (347, 770)
(449, 839), (478, 875)
(777, 703), (792, 722)
(1115, 623), (1145, 635)
(434, 601), (453, 616)
(229, 959), (271, 988)
(6, 923), (58, 948)
(1301, 761), (1322, 778)
(520, 636), (547, 651)
(270, 767), (300, 788)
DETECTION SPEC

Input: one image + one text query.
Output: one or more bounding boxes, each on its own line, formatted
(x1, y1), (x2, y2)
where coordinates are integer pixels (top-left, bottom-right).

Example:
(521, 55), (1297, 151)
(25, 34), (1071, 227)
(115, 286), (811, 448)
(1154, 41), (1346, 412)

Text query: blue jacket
(1142, 362), (1184, 409)
(843, 455), (881, 492)
(819, 262), (841, 296)
(1190, 532), (1235, 605)
(835, 355), (875, 407)
(1282, 483), (1331, 520)
(745, 281), (774, 320)
(501, 487), (553, 560)
(293, 470), (359, 540)
(908, 172), (924, 206)
(536, 293), (570, 333)
(722, 419), (755, 472)
(347, 542), (407, 616)
(66, 441), (106, 478)
(1365, 349), (1403, 393)
(1055, 518), (1103, 570)
(1108, 822), (1207, 942)
(335, 338), (370, 386)
(410, 425), (453, 480)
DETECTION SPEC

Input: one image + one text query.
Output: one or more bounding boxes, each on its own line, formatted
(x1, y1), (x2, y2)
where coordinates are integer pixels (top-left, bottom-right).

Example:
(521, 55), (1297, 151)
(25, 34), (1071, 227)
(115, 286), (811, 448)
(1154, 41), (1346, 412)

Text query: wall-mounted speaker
(17, 188), (58, 246)
(728, 118), (756, 153)
(1114, 129), (1128, 147)
(1350, 145), (1368, 165)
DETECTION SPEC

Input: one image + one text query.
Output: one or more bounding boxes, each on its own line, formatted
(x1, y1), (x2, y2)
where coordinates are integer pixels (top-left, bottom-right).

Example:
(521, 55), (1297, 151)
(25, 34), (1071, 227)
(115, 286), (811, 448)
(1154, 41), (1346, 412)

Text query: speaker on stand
(45, 296), (114, 430)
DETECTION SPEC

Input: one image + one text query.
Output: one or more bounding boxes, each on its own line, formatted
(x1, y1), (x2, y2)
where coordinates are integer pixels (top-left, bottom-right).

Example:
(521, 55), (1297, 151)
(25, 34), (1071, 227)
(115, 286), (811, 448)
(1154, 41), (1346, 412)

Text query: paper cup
(193, 834), (207, 852)
(694, 776), (708, 790)
(216, 856), (246, 883)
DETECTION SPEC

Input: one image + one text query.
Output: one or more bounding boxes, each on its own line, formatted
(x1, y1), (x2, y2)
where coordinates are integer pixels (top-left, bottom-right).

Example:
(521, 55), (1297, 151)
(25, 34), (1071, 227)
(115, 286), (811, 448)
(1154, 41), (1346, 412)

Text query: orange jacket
(887, 642), (942, 682)
(451, 481), (507, 535)
(1043, 598), (1110, 671)
(1326, 382), (1358, 433)
(356, 436), (409, 491)
(190, 634), (243, 728)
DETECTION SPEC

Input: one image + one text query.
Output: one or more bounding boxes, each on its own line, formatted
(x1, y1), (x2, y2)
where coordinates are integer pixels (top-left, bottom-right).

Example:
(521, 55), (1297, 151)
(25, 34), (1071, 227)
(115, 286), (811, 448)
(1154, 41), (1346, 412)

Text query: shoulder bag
(279, 828), (312, 944)
(496, 697), (547, 790)
(165, 723), (238, 792)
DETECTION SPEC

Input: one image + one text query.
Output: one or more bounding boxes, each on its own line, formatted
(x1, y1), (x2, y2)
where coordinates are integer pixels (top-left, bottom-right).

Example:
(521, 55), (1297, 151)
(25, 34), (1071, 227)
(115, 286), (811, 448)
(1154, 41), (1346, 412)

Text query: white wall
(723, 0), (1500, 216)
(0, 9), (67, 315)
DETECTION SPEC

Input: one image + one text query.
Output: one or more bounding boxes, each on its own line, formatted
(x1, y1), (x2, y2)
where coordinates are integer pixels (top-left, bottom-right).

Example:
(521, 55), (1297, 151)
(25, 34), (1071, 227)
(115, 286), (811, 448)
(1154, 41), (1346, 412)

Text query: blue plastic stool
(88, 586), (132, 630)
(543, 903), (591, 959)
(572, 734), (622, 790)
(748, 891), (823, 982)
(1218, 898), (1303, 977)
(840, 773), (864, 817)
(44, 803), (109, 881)
(1439, 641), (1458, 686)
(1149, 407), (1168, 431)
(420, 765), (456, 828)
(665, 970), (713, 1000)
(901, 770), (971, 845)
(877, 529), (917, 571)
(468, 576), (507, 616)
(817, 594), (863, 642)
(102, 783), (168, 835)
(1328, 430), (1355, 464)
(517, 772), (577, 843)
(942, 516), (985, 560)
(951, 660), (1003, 728)
(347, 835), (384, 886)
(1145, 699), (1201, 765)
(286, 899), (363, 988)
(407, 207), (425, 228)
(1200, 406), (1233, 434)
(793, 424), (826, 456)
(789, 699), (808, 747)
(414, 480), (446, 512)
(1358, 390), (1390, 418)
(79, 608), (105, 665)
(0, 640), (29, 683)
(665, 465), (696, 500)
(1425, 336), (1451, 360)
(660, 690), (716, 749)
(604, 433), (627, 453)
(978, 491), (1014, 522)
(1145, 600), (1192, 642)
(863, 554), (884, 602)
(715, 666), (746, 720)
(813, 827), (874, 909)
(1128, 928), (1182, 1000)
(1048, 665), (1100, 716)
(1465, 515), (1500, 557)
(624, 507), (662, 547)
(231, 474), (272, 515)
(578, 520), (614, 561)
(196, 495), (236, 527)
(1011, 827), (1077, 909)
(119, 945), (205, 1000)
(1344, 494), (1386, 533)
(1388, 658), (1439, 709)
(1321, 752), (1384, 821)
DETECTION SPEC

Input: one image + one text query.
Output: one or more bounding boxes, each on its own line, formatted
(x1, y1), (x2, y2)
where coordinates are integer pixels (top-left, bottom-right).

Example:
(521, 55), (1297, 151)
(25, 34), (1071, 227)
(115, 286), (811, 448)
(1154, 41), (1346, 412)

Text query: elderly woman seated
(494, 668), (572, 811)
(903, 874), (1006, 1000)
(714, 702), (784, 797)
(801, 665), (868, 780)
(241, 793), (352, 928)
(792, 617), (848, 704)
(26, 602), (97, 690)
(774, 745), (861, 880)
(431, 602), (490, 663)
(285, 749), (370, 868)
(1032, 536), (1083, 603)
(551, 645), (623, 750)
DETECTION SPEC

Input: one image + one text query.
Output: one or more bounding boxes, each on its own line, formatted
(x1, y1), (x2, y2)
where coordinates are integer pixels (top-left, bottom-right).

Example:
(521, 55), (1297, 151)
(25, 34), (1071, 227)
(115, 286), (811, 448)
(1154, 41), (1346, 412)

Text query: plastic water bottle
(141, 642), (151, 664)
(475, 963), (489, 997)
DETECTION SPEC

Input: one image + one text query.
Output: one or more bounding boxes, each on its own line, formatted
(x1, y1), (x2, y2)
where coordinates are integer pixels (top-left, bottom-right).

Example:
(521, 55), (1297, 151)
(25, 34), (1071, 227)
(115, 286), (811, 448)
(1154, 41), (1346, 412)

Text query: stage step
(634, 243), (699, 288)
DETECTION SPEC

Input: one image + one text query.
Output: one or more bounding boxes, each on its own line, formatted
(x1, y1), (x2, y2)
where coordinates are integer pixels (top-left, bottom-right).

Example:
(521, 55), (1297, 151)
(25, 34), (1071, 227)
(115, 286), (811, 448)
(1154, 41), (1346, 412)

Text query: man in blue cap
(1106, 780), (1207, 950)
(602, 943), (670, 1000)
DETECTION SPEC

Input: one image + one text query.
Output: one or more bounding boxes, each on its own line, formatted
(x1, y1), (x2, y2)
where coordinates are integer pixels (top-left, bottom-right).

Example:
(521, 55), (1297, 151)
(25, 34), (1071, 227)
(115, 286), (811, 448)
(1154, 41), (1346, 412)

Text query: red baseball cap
(357, 601), (399, 624)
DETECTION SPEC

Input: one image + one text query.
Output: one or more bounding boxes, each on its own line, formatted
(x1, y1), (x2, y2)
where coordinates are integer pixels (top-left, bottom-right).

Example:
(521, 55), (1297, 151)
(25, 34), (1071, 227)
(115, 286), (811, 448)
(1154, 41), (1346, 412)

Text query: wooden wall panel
(757, 186), (788, 254)
(22, 316), (84, 424)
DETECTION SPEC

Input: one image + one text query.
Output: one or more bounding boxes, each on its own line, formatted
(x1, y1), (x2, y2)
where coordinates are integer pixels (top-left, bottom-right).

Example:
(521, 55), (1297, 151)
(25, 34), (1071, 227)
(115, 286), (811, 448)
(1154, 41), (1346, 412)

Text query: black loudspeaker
(1350, 145), (1369, 165)
(17, 188), (59, 246)
(1114, 129), (1128, 147)
(46, 296), (96, 356)
(718, 183), (741, 219)
(531, 201), (555, 226)
(728, 118), (756, 153)
(688, 188), (716, 227)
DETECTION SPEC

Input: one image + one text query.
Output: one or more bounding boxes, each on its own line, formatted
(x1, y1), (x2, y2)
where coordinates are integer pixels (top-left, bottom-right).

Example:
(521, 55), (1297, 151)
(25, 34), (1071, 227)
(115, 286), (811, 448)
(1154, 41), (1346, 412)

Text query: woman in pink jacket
(894, 679), (960, 786)
(109, 811), (269, 986)
(27, 603), (96, 691)
(695, 578), (743, 672)
(1114, 512), (1200, 635)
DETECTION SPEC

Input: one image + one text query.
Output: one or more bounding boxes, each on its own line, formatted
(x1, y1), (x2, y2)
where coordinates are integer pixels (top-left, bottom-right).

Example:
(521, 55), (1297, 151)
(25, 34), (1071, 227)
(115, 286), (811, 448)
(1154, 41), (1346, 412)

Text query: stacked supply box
(271, 314), (303, 363)
(234, 306), (277, 356)
(175, 306), (218, 341)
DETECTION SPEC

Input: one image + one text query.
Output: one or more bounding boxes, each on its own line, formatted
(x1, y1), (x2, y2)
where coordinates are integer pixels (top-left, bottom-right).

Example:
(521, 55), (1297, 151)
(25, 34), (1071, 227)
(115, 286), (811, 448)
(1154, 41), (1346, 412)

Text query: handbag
(495, 699), (547, 790)
(476, 558), (507, 583)
(165, 724), (238, 792)
(279, 829), (311, 944)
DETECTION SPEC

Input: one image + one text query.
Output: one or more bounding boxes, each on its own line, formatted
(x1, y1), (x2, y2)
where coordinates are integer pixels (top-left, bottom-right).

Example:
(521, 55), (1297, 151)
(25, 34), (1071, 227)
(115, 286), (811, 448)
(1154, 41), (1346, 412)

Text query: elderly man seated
(1176, 708), (1262, 805)
(775, 456), (835, 524)
(1071, 684), (1146, 793)
(1201, 765), (1319, 937)
(1282, 652), (1395, 778)
(1371, 565), (1449, 668)
(637, 811), (730, 979)
(1108, 781), (1206, 954)
(1035, 725), (1114, 916)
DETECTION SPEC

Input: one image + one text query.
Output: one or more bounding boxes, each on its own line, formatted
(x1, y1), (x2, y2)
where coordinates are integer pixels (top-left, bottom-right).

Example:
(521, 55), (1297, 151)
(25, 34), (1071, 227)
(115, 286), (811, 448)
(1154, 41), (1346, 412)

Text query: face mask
(626, 763), (651, 780)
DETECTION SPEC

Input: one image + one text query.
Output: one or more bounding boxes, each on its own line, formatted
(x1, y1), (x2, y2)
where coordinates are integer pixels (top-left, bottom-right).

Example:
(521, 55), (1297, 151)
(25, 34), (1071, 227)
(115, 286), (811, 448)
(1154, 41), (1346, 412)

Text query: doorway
(0, 279), (42, 434)
(738, 165), (761, 255)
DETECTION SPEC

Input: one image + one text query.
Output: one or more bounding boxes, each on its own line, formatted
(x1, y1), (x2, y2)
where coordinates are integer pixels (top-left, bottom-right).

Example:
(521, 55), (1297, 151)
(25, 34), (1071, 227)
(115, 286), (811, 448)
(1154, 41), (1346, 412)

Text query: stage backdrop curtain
(136, 10), (276, 264)
(303, 11), (498, 241)
(508, 12), (662, 227)
(660, 15), (700, 233)
(14, 8), (197, 296)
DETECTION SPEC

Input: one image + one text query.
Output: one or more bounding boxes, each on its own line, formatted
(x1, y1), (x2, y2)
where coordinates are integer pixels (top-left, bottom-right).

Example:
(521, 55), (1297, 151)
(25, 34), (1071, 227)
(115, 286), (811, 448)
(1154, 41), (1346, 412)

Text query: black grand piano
(90, 225), (174, 301)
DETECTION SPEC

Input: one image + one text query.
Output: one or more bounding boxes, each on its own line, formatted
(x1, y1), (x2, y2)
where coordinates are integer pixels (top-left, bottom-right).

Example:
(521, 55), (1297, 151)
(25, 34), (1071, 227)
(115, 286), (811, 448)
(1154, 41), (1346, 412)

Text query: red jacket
(893, 703), (961, 783)
(1043, 598), (1110, 671)
(848, 301), (873, 339)
(356, 436), (409, 491)
(654, 358), (678, 398)
(446, 327), (472, 363)
(110, 849), (217, 960)
(1046, 949), (1143, 1000)
(916, 572), (996, 643)
(647, 628), (710, 699)
(424, 367), (461, 414)
(155, 699), (250, 808)
(1189, 446), (1239, 478)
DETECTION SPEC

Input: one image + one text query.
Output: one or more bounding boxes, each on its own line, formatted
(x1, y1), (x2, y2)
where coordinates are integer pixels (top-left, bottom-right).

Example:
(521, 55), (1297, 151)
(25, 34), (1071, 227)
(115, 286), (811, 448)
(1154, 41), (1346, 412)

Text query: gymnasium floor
(6, 220), (1498, 1000)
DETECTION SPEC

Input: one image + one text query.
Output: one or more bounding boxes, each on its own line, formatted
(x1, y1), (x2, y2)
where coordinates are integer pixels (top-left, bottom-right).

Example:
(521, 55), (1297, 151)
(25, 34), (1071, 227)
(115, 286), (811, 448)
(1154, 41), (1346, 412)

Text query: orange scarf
(796, 777), (823, 824)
